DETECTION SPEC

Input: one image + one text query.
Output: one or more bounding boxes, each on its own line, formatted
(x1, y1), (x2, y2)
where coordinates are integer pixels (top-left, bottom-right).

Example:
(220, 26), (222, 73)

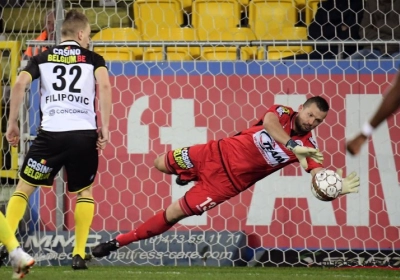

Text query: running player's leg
(6, 130), (62, 234)
(2, 131), (59, 273)
(65, 130), (98, 269)
(0, 212), (19, 256)
(9, 246), (35, 279)
(0, 211), (35, 278)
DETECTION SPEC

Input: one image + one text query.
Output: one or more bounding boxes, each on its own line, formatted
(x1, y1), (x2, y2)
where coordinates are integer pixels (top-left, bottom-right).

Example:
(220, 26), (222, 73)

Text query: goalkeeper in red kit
(92, 96), (360, 257)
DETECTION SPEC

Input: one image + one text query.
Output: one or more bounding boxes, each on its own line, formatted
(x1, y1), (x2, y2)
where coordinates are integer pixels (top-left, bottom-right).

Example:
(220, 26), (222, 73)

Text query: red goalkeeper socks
(116, 211), (175, 246)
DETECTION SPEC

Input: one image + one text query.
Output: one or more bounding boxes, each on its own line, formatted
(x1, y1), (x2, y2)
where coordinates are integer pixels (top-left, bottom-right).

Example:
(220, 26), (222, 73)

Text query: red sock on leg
(116, 211), (175, 246)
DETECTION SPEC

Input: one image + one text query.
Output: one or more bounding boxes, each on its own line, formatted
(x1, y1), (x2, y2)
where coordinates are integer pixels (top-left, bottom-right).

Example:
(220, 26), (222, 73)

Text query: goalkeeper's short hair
(303, 96), (330, 112)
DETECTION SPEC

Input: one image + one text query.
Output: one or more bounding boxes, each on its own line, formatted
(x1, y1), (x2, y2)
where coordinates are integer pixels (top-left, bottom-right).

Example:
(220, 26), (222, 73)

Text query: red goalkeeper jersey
(218, 104), (323, 192)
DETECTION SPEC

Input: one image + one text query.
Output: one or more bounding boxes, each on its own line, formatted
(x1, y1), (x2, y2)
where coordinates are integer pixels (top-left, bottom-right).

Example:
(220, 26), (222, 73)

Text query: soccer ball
(311, 169), (342, 201)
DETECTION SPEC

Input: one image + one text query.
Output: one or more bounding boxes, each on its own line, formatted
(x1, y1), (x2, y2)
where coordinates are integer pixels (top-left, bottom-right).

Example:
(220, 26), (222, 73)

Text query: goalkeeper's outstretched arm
(347, 70), (400, 155)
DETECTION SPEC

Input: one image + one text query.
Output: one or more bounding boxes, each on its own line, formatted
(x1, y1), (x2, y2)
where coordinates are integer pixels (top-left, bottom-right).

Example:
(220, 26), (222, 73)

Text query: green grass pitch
(0, 266), (400, 280)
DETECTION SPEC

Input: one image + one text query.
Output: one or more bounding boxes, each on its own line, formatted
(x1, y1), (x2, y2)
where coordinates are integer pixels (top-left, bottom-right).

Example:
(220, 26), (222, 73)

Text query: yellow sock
(73, 197), (94, 259)
(0, 212), (19, 252)
(6, 191), (29, 233)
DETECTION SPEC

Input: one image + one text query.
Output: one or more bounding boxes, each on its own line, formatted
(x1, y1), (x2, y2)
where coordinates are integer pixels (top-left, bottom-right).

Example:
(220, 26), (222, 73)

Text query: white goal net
(0, 0), (399, 268)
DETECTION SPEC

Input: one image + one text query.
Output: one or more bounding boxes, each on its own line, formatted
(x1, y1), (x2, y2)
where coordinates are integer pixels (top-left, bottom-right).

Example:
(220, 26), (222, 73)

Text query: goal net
(0, 0), (399, 268)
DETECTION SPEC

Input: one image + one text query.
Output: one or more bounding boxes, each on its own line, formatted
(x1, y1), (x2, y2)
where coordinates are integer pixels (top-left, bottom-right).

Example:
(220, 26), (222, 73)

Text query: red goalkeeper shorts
(165, 140), (239, 216)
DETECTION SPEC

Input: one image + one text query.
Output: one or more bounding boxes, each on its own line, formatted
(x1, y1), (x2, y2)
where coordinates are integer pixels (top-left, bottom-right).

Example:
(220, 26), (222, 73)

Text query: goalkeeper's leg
(92, 145), (229, 258)
(92, 180), (232, 258)
(154, 153), (198, 186)
(91, 200), (186, 258)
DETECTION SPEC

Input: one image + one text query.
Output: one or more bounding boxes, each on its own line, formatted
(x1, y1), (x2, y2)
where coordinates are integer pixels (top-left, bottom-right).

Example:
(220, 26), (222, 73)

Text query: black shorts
(19, 129), (98, 193)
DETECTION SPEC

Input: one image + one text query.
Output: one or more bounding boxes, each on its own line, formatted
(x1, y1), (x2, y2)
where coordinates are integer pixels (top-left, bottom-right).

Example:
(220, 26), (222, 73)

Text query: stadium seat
(142, 28), (198, 61)
(92, 28), (143, 61)
(192, 0), (241, 39)
(199, 28), (257, 61)
(256, 27), (312, 60)
(134, 0), (184, 38)
(249, 0), (312, 60)
(249, 0), (297, 39)
(192, 0), (252, 60)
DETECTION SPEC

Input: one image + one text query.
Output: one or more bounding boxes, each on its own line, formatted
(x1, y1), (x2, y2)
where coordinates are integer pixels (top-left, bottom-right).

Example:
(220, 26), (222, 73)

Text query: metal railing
(26, 40), (400, 60)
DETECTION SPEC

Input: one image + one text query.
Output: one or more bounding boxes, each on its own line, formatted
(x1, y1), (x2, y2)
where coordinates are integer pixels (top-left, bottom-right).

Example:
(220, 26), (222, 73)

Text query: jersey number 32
(52, 65), (82, 93)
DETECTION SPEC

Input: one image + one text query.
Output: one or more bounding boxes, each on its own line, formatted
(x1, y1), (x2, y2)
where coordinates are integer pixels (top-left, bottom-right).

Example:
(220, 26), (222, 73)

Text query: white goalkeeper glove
(286, 139), (324, 170)
(336, 168), (360, 194)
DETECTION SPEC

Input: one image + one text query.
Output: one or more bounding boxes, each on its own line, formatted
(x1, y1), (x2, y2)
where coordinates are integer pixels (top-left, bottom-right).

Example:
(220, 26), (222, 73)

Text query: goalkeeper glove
(336, 168), (360, 194)
(286, 139), (324, 170)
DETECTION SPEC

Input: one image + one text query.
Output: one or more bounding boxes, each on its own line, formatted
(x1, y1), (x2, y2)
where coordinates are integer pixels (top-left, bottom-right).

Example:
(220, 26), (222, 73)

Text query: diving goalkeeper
(92, 96), (360, 257)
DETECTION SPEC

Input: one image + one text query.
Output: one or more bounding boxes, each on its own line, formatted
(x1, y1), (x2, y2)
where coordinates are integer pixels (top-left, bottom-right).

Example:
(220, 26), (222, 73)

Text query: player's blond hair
(61, 10), (89, 38)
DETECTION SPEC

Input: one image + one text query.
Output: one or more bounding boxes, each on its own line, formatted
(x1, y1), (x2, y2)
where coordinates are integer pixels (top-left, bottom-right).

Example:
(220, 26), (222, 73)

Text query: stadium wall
(26, 60), (400, 266)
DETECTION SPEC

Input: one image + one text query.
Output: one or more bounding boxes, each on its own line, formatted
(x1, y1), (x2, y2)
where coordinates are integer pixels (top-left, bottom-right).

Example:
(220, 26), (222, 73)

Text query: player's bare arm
(347, 71), (400, 155)
(6, 72), (32, 147)
(368, 70), (400, 129)
(95, 67), (112, 150)
(263, 112), (323, 169)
